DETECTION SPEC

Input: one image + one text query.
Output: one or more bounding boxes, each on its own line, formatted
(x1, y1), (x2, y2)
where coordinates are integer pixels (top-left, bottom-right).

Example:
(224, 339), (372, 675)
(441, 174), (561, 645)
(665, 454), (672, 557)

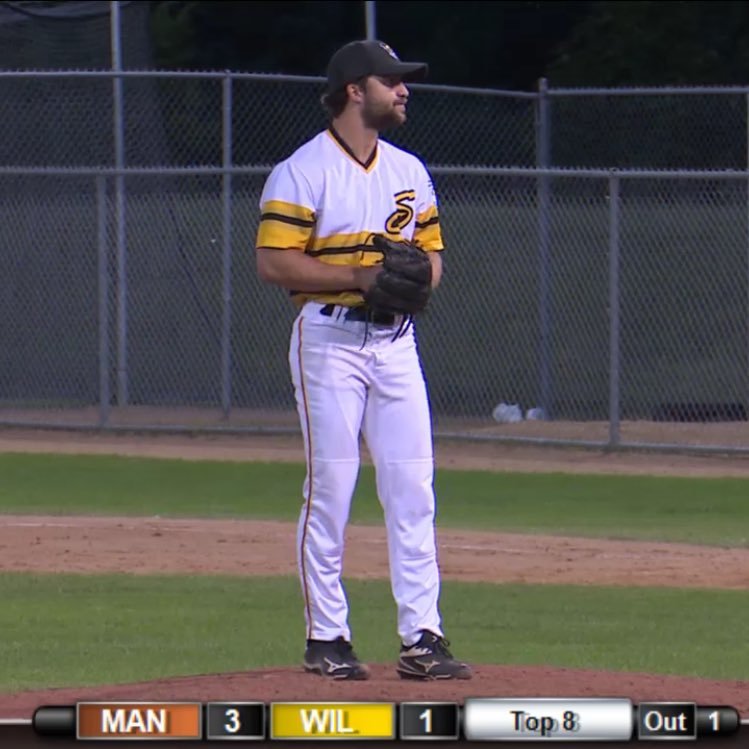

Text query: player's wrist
(352, 266), (380, 292)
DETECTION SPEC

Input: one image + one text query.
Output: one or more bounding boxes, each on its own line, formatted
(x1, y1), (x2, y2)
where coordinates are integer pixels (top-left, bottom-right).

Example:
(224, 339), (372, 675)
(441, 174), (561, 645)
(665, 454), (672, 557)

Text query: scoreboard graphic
(18, 699), (745, 742)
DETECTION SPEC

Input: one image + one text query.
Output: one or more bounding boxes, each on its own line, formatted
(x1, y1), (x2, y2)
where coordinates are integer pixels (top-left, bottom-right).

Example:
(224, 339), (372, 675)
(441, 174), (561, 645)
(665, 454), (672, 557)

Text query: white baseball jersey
(255, 127), (444, 307)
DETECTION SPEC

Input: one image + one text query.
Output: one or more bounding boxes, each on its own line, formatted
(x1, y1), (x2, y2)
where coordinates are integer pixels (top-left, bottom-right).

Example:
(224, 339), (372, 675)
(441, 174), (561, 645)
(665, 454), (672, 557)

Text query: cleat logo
(324, 657), (350, 674)
(401, 646), (431, 658)
(415, 658), (441, 673)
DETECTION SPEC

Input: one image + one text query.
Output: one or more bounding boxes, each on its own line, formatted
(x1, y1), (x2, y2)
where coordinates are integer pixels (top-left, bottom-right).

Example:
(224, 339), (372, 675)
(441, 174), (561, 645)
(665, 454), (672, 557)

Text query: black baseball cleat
(397, 630), (473, 680)
(304, 636), (371, 680)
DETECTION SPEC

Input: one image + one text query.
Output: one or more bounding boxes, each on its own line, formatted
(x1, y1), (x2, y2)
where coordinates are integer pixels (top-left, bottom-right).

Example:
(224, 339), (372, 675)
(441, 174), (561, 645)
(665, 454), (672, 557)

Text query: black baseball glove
(364, 235), (433, 315)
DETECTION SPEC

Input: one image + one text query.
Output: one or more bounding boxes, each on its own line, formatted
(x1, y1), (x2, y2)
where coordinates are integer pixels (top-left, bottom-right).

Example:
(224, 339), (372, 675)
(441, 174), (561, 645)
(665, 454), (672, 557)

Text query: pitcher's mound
(3, 665), (748, 718)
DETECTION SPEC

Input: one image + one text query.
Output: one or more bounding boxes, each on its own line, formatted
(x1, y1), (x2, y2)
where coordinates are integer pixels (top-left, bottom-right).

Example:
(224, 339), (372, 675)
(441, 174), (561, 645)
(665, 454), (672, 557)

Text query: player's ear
(347, 77), (367, 103)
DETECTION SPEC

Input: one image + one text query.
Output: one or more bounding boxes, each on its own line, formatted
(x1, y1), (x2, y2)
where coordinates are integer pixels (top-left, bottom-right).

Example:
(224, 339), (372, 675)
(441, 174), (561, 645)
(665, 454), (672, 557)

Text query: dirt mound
(3, 665), (749, 719)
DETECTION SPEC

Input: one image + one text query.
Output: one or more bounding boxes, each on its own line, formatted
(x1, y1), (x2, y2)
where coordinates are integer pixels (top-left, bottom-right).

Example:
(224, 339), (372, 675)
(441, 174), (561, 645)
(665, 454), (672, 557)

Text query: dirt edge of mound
(3, 664), (748, 719)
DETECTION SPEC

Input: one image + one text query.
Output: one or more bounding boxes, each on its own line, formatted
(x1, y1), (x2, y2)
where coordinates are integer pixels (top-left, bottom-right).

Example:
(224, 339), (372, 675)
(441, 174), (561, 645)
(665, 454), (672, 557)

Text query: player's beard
(362, 98), (406, 131)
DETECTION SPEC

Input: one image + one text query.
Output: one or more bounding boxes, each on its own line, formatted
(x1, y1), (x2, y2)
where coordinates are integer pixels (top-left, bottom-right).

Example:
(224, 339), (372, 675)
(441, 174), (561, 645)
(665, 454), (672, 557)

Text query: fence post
(535, 77), (553, 417)
(110, 1), (128, 406)
(220, 72), (234, 419)
(608, 172), (621, 448)
(96, 176), (111, 428)
(364, 1), (377, 40)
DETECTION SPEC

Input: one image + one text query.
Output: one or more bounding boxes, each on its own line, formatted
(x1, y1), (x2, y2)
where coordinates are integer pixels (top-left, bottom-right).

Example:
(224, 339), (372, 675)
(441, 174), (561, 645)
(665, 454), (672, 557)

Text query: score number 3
(224, 707), (242, 734)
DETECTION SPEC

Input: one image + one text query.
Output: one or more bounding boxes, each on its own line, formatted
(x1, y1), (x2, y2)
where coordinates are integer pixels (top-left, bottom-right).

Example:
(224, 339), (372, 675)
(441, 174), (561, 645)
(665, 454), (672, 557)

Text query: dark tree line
(150, 0), (749, 89)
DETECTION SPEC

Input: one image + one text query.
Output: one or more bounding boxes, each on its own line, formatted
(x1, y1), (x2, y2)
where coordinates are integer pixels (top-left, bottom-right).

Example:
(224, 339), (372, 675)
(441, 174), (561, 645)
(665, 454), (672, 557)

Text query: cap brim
(374, 60), (428, 82)
(325, 60), (428, 93)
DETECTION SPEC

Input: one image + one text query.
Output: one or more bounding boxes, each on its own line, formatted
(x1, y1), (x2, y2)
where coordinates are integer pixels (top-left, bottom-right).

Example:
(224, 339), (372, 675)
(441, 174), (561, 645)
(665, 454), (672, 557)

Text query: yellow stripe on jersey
(413, 205), (443, 251)
(292, 290), (367, 308)
(415, 204), (438, 226)
(256, 199), (316, 251)
(289, 229), (440, 307)
(308, 230), (441, 258)
(256, 220), (313, 251)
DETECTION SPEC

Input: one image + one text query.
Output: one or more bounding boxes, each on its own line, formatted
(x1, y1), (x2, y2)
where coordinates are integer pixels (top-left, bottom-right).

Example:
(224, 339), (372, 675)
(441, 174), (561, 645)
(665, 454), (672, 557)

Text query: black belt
(320, 303), (397, 326)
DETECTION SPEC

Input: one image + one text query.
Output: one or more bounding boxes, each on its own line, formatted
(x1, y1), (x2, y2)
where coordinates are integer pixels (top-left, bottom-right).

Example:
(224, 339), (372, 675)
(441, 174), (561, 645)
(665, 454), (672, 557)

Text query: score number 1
(696, 706), (740, 736)
(400, 702), (459, 740)
(419, 708), (433, 734)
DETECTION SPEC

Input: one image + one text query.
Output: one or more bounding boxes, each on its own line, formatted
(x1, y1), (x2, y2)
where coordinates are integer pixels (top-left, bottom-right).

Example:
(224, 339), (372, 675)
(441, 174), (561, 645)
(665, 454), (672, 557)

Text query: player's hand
(363, 236), (433, 315)
(353, 265), (381, 293)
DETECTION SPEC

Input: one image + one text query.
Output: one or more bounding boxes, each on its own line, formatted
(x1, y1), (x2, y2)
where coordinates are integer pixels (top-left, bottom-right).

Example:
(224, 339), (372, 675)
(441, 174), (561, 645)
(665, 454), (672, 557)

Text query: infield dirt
(1, 429), (747, 716)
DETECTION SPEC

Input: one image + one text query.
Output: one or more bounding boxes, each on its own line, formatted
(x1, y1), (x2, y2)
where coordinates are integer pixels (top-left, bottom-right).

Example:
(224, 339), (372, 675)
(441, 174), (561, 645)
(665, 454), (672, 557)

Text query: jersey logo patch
(385, 189), (416, 234)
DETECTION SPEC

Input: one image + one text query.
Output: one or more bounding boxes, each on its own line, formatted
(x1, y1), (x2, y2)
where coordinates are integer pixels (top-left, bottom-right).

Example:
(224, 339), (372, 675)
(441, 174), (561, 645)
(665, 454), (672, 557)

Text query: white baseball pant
(288, 301), (444, 647)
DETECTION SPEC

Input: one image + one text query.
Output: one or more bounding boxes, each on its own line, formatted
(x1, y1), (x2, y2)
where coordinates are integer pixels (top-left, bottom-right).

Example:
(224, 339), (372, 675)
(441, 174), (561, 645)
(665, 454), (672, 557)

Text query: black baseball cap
(326, 40), (428, 93)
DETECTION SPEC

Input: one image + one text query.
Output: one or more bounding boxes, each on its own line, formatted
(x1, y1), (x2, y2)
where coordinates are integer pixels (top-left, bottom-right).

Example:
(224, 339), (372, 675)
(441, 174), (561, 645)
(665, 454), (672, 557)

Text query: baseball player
(255, 39), (472, 681)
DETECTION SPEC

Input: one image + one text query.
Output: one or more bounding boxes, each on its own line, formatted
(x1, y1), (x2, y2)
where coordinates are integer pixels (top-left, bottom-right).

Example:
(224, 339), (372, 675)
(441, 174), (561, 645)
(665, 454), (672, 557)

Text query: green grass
(2, 452), (747, 691)
(2, 572), (747, 692)
(1, 453), (747, 546)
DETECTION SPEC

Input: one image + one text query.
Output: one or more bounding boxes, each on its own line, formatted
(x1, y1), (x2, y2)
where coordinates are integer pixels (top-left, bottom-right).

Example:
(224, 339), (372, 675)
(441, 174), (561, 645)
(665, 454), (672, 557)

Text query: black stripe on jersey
(328, 126), (377, 170)
(415, 216), (440, 228)
(306, 245), (382, 257)
(260, 212), (316, 228)
(288, 288), (360, 296)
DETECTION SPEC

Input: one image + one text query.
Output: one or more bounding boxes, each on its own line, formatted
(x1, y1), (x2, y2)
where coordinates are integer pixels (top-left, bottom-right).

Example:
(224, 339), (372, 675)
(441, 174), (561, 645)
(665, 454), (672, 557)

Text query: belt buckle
(373, 311), (395, 326)
(339, 306), (363, 322)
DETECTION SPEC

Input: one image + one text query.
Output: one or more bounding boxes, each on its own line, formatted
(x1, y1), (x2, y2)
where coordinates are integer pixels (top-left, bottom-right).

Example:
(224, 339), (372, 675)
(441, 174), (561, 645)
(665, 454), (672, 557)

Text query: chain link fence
(546, 86), (749, 170)
(1, 69), (748, 452)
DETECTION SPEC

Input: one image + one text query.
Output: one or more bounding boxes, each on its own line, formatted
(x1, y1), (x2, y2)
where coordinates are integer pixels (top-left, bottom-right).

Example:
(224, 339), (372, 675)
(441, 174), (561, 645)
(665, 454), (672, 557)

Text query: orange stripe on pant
(295, 317), (316, 640)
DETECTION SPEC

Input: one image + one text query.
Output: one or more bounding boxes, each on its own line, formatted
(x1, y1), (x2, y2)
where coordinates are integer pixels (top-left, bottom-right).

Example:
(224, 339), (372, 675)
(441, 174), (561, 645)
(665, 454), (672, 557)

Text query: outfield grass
(2, 572), (748, 691)
(0, 453), (747, 546)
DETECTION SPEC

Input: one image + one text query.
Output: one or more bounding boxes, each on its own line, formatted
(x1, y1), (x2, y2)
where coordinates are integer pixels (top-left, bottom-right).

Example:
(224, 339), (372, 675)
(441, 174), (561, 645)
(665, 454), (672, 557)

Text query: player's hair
(320, 77), (368, 118)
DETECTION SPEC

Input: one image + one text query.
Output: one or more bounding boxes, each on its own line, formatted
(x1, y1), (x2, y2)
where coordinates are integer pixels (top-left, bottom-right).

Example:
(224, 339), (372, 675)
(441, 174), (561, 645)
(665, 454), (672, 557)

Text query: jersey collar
(327, 126), (379, 173)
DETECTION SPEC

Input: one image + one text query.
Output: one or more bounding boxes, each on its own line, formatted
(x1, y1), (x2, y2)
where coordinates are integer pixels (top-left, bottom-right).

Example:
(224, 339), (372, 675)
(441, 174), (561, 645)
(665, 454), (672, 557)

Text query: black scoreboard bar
(26, 700), (743, 741)
(400, 702), (460, 740)
(206, 703), (265, 741)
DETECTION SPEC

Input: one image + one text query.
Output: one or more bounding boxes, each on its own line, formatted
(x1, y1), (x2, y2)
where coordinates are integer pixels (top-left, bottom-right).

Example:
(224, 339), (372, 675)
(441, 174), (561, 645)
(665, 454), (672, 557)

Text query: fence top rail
(0, 68), (536, 97)
(3, 69), (749, 98)
(3, 165), (749, 180)
(547, 84), (749, 96)
(434, 165), (749, 179)
(0, 69), (276, 79)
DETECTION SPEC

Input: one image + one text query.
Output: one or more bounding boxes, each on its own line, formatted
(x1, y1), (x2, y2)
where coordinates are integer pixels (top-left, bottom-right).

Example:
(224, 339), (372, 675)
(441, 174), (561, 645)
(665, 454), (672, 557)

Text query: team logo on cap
(378, 42), (400, 60)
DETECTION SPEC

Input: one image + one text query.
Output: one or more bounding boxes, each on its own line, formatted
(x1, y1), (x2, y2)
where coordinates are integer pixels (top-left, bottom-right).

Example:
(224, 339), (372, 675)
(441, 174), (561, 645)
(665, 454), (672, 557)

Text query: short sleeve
(255, 161), (316, 251)
(412, 164), (444, 252)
